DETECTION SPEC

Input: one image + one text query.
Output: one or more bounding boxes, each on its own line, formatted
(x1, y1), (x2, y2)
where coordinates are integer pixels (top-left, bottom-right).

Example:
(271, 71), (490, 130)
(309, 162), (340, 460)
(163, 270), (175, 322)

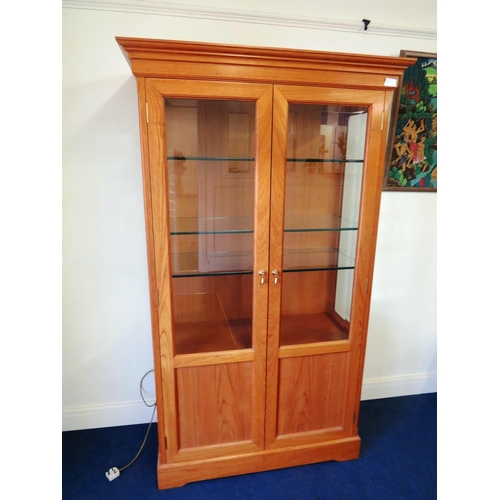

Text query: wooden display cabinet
(116, 37), (414, 489)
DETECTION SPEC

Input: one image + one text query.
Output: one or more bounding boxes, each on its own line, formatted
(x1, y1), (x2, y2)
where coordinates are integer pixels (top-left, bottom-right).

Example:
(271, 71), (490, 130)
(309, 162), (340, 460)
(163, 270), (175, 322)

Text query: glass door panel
(279, 104), (367, 347)
(165, 98), (256, 354)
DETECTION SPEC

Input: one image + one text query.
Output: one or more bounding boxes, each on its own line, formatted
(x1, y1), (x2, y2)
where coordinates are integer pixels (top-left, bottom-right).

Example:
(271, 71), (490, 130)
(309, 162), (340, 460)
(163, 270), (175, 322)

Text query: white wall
(62, 0), (437, 431)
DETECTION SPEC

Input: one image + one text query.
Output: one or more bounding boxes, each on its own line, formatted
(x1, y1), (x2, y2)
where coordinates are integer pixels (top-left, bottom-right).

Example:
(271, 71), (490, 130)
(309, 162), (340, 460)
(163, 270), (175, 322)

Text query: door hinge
(365, 278), (369, 294)
(165, 436), (168, 449)
(146, 102), (149, 124)
(156, 289), (159, 306)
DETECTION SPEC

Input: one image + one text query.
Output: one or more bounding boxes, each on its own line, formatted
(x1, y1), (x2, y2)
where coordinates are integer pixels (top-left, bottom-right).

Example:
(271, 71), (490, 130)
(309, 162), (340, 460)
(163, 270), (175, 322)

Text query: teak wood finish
(116, 36), (415, 489)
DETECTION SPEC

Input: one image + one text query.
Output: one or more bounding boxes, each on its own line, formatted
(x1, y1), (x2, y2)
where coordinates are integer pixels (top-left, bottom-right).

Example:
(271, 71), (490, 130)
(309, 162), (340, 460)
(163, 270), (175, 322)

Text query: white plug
(105, 467), (120, 481)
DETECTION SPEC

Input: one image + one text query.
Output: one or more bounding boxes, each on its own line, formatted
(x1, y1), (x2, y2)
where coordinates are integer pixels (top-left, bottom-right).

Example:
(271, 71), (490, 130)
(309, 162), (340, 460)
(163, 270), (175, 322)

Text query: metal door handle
(272, 270), (279, 284)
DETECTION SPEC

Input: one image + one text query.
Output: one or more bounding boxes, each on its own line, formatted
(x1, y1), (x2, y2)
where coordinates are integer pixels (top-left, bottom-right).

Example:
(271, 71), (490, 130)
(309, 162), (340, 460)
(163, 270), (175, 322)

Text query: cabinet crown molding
(116, 36), (416, 87)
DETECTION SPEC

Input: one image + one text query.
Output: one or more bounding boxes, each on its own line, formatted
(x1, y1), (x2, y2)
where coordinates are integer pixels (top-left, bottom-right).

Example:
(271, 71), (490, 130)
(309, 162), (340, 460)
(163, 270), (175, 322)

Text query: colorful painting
(384, 51), (437, 191)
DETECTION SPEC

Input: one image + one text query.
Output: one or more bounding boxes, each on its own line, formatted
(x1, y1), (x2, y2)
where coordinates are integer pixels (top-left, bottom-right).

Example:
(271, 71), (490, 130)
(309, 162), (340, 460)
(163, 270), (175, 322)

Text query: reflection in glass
(280, 104), (367, 346)
(164, 99), (256, 354)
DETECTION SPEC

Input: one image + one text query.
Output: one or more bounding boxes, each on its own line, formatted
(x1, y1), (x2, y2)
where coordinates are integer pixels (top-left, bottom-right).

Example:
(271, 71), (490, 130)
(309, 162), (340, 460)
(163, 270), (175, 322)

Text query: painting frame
(383, 50), (437, 192)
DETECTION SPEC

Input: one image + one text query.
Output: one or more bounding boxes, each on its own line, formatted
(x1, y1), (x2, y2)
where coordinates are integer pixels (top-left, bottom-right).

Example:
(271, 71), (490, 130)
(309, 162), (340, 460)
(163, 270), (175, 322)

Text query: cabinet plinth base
(157, 436), (361, 489)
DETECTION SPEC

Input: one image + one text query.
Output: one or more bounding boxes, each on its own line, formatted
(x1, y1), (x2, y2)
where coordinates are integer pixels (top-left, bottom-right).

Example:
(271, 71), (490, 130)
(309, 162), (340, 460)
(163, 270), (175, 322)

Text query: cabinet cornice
(117, 37), (415, 89)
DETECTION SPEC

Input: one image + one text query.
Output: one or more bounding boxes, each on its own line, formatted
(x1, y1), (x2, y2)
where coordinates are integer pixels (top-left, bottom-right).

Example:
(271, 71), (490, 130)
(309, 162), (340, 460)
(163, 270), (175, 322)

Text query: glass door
(146, 79), (272, 460)
(166, 98), (256, 354)
(265, 85), (389, 448)
(279, 102), (365, 345)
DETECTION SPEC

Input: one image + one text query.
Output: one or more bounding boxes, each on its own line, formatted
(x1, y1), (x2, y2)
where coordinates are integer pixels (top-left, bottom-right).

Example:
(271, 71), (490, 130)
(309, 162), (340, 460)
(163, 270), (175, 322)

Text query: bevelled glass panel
(279, 104), (367, 346)
(164, 99), (256, 354)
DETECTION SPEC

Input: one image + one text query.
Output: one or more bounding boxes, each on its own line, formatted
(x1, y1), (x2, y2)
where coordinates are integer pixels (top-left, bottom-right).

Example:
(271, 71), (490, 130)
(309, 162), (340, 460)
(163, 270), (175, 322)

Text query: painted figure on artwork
(387, 54), (437, 190)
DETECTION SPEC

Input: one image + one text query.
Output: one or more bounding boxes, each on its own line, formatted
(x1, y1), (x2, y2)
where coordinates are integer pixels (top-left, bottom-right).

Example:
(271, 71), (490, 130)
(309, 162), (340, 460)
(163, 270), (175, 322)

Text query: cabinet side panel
(349, 90), (394, 433)
(146, 80), (180, 459)
(277, 353), (349, 436)
(135, 77), (167, 463)
(176, 362), (253, 448)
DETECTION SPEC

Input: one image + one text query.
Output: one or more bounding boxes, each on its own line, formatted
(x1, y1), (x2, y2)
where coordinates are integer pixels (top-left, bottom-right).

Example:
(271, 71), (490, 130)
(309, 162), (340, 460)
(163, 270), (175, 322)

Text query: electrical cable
(119, 369), (156, 472)
(106, 369), (156, 480)
(139, 369), (156, 408)
(118, 404), (156, 472)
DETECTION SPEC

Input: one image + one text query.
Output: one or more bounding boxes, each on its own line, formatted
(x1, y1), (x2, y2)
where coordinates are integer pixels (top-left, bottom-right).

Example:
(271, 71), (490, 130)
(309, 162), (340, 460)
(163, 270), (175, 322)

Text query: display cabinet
(116, 37), (414, 489)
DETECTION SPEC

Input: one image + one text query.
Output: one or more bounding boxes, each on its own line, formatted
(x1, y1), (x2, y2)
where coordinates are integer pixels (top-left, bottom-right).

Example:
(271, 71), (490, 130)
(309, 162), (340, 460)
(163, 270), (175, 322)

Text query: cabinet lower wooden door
(265, 85), (391, 449)
(145, 79), (273, 462)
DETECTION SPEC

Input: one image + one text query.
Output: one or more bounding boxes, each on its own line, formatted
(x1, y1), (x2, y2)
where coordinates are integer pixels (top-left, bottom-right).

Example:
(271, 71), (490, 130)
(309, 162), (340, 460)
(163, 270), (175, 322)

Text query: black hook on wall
(362, 19), (371, 31)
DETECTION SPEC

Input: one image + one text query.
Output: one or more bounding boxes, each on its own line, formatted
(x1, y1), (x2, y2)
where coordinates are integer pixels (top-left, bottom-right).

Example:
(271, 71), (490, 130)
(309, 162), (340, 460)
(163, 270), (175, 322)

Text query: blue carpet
(62, 393), (436, 499)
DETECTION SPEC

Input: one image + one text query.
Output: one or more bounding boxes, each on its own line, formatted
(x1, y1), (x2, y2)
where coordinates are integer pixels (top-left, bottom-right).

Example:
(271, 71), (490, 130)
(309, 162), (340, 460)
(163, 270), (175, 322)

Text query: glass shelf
(284, 214), (358, 232)
(173, 270), (254, 278)
(169, 216), (253, 235)
(282, 266), (354, 273)
(171, 248), (355, 277)
(283, 248), (355, 271)
(171, 251), (253, 278)
(286, 158), (364, 163)
(167, 155), (362, 163)
(167, 155), (254, 162)
(169, 215), (358, 235)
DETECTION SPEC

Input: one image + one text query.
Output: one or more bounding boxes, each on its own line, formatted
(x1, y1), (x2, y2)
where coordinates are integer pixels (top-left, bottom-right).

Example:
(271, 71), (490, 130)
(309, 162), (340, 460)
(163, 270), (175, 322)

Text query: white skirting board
(62, 400), (158, 432)
(62, 373), (436, 432)
(360, 372), (437, 401)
